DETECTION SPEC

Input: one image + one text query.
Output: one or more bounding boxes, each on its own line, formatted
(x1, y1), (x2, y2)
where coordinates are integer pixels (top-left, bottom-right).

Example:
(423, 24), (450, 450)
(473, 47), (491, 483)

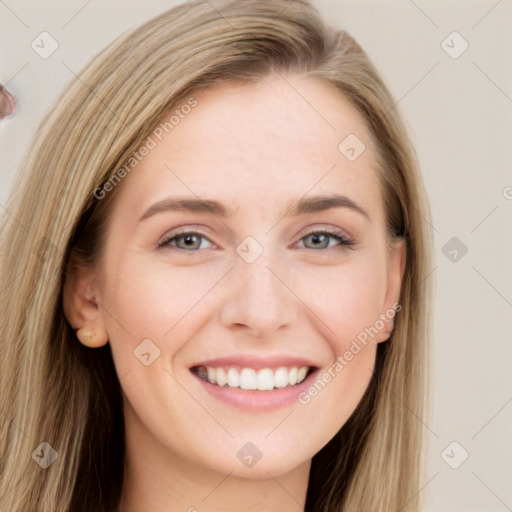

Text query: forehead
(111, 74), (383, 224)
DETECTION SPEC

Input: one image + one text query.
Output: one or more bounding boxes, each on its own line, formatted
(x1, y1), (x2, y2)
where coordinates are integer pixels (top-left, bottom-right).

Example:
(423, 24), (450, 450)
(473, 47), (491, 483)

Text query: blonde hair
(0, 1), (433, 510)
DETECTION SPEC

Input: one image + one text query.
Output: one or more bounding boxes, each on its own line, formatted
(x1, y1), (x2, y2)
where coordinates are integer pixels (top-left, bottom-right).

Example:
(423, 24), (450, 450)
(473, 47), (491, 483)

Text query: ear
(375, 237), (406, 343)
(62, 250), (108, 348)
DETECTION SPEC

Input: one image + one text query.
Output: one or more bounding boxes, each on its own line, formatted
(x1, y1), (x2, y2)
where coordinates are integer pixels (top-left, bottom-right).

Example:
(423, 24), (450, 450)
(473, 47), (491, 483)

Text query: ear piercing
(75, 326), (108, 348)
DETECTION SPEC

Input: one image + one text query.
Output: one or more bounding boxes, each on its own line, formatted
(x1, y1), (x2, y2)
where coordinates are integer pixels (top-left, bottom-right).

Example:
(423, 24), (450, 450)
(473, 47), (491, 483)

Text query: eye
(158, 229), (354, 252)
(299, 230), (354, 250)
(158, 231), (213, 251)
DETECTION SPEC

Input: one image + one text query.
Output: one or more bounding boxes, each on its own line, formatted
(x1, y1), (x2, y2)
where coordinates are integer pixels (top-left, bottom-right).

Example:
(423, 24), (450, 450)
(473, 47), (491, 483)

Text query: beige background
(1, 1), (511, 510)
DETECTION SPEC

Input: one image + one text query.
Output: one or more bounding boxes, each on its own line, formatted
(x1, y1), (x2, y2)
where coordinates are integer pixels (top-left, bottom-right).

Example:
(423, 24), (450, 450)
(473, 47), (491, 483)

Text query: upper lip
(190, 355), (319, 370)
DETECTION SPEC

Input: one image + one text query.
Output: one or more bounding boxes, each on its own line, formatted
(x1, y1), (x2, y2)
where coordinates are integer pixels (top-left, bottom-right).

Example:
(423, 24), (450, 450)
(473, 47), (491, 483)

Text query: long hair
(0, 1), (433, 510)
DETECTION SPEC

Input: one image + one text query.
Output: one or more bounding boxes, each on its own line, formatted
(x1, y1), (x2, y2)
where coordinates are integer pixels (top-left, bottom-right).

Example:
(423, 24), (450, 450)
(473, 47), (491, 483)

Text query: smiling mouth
(191, 365), (315, 391)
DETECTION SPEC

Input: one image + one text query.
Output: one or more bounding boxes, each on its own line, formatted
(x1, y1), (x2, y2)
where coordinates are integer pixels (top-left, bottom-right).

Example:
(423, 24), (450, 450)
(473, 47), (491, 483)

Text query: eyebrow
(138, 193), (370, 222)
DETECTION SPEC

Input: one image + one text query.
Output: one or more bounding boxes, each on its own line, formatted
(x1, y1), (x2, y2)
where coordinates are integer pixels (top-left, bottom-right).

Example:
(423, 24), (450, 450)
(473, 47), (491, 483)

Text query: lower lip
(191, 369), (319, 412)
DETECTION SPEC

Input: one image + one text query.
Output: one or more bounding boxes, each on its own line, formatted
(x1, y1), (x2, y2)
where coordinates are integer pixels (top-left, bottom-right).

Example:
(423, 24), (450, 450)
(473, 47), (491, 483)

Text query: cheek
(99, 255), (229, 359)
(292, 250), (388, 351)
(291, 253), (387, 434)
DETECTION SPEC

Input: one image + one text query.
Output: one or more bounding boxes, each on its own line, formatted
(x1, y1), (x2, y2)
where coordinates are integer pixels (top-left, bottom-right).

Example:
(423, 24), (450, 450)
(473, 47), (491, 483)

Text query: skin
(64, 73), (405, 512)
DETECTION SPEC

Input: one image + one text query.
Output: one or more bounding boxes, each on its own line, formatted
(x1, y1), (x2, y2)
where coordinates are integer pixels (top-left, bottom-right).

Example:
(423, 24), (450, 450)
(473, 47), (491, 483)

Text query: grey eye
(302, 232), (346, 250)
(174, 233), (204, 250)
(159, 232), (213, 251)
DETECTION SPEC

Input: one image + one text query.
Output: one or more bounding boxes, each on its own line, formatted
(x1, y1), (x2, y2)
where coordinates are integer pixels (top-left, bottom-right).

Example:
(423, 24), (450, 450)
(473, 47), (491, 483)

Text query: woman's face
(73, 74), (404, 479)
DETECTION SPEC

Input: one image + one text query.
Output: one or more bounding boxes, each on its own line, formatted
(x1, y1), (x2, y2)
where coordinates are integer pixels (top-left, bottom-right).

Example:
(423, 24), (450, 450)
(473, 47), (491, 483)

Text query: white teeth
(196, 365), (311, 391)
(288, 367), (298, 386)
(256, 369), (274, 390)
(240, 368), (257, 390)
(297, 366), (308, 384)
(227, 368), (240, 387)
(216, 368), (227, 387)
(273, 367), (288, 388)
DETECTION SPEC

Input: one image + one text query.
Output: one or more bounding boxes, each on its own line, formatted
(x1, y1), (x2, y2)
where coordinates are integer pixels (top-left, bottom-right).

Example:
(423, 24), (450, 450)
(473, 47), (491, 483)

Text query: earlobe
(62, 250), (109, 348)
(76, 322), (109, 348)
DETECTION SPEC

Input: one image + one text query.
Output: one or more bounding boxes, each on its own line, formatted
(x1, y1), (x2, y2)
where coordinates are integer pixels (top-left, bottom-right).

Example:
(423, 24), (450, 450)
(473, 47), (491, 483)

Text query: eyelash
(157, 229), (354, 252)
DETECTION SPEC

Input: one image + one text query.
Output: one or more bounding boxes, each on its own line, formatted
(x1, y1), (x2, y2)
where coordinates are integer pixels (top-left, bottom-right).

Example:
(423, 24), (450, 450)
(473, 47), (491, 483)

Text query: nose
(218, 249), (298, 338)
